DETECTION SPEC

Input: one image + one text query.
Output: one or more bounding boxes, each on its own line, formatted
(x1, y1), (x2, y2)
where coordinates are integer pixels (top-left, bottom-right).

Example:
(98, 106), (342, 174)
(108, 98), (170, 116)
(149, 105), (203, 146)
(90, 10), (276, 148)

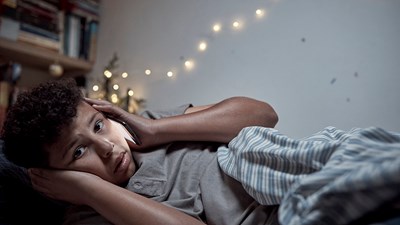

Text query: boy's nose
(94, 138), (115, 158)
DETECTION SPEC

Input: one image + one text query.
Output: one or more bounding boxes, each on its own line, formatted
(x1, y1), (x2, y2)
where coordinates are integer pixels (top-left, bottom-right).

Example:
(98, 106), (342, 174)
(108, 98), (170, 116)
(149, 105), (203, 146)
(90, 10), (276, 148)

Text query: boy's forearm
(84, 179), (205, 225)
(154, 96), (278, 143)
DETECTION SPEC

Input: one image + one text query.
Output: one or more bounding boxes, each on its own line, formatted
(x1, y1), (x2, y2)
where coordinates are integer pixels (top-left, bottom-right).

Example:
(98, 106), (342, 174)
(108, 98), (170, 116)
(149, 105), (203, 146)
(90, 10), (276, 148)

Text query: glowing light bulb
(128, 90), (134, 96)
(92, 85), (99, 92)
(167, 71), (174, 77)
(113, 84), (119, 90)
(213, 23), (221, 32)
(111, 94), (118, 103)
(256, 9), (265, 18)
(184, 60), (194, 70)
(121, 72), (128, 78)
(232, 21), (240, 29)
(198, 42), (207, 51)
(104, 70), (112, 78)
(256, 9), (266, 18)
(145, 69), (151, 75)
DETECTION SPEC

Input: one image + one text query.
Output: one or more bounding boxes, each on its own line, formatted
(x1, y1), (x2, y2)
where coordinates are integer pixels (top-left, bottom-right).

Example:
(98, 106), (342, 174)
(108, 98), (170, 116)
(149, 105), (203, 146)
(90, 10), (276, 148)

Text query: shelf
(0, 37), (93, 74)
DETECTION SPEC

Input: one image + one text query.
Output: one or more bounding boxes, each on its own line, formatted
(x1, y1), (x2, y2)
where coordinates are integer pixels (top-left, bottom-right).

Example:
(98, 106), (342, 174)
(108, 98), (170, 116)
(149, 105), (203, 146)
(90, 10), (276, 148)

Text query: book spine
(65, 13), (81, 58)
(88, 20), (97, 62)
(1, 1), (18, 19)
(78, 16), (87, 59)
(20, 0), (59, 13)
(2, 0), (17, 8)
(70, 6), (99, 21)
(18, 11), (59, 32)
(63, 11), (70, 55)
(58, 10), (65, 54)
(20, 22), (60, 41)
(18, 1), (58, 20)
(70, 0), (99, 15)
(18, 30), (60, 51)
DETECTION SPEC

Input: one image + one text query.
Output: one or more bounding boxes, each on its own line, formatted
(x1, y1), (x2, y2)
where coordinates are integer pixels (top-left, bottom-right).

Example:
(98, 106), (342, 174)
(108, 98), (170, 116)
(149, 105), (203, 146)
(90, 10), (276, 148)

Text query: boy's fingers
(84, 97), (111, 106)
(28, 168), (40, 177)
(86, 98), (133, 127)
(28, 168), (49, 180)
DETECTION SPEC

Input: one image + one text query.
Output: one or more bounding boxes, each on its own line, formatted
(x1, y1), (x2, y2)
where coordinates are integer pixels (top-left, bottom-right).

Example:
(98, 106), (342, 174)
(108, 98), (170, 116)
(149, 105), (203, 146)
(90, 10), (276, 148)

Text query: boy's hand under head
(28, 168), (102, 205)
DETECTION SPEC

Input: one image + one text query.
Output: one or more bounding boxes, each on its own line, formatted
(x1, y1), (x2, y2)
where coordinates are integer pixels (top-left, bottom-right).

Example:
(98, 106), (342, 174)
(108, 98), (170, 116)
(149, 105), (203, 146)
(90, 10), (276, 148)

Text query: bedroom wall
(90, 0), (400, 138)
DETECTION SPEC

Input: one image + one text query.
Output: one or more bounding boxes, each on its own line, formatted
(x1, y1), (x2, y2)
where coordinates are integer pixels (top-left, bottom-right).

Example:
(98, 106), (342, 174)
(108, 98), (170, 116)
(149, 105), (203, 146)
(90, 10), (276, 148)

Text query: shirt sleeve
(140, 104), (192, 119)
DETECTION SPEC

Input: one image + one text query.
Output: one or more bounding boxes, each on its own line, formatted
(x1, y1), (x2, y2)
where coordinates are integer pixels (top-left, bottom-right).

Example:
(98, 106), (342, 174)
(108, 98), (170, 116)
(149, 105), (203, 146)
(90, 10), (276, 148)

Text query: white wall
(90, 0), (400, 138)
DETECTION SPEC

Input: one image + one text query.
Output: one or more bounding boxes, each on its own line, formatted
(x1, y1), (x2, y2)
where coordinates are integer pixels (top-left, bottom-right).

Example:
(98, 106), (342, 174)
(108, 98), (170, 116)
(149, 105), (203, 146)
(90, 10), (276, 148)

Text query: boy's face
(45, 101), (136, 185)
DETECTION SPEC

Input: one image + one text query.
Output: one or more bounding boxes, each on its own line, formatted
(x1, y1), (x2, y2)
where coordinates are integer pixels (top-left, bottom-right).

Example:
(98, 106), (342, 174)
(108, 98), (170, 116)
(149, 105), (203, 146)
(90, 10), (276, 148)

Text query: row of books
(0, 0), (99, 62)
(63, 0), (99, 60)
(64, 13), (98, 60)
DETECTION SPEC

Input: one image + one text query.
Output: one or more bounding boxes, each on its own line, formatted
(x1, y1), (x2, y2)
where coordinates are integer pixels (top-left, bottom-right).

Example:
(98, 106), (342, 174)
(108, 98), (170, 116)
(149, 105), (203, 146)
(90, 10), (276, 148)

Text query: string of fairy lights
(90, 2), (280, 108)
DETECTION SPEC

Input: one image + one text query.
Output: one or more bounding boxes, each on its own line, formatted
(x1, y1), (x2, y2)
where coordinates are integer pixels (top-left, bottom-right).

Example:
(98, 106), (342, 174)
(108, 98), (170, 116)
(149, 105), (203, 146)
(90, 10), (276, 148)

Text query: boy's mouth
(114, 151), (129, 174)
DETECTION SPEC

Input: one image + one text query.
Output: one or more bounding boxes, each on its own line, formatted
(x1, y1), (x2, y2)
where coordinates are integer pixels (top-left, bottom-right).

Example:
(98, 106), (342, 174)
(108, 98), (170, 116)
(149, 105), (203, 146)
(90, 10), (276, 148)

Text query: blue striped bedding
(218, 126), (400, 225)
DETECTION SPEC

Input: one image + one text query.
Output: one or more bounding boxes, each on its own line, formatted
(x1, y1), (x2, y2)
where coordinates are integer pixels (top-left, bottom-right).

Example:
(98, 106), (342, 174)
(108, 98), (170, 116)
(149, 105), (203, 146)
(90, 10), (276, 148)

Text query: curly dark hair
(1, 78), (83, 168)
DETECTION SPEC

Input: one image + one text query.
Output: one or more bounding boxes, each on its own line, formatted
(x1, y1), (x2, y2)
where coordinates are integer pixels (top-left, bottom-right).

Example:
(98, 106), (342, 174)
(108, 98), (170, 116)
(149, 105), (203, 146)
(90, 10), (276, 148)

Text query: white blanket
(218, 126), (400, 225)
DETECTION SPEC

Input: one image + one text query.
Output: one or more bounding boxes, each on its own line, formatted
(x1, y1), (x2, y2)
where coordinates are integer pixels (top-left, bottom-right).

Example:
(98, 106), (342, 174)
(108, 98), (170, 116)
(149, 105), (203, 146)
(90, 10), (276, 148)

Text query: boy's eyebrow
(62, 139), (78, 160)
(62, 111), (101, 160)
(88, 111), (101, 126)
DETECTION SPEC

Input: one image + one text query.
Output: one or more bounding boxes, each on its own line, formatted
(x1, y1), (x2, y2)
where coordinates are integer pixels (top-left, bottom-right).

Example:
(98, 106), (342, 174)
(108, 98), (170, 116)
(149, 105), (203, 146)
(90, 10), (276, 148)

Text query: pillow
(0, 140), (65, 224)
(0, 140), (30, 185)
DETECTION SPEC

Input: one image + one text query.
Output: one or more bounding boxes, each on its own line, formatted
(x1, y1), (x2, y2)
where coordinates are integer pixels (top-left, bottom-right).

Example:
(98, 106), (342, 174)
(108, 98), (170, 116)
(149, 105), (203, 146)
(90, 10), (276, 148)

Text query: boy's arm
(84, 177), (205, 225)
(155, 96), (278, 143)
(86, 96), (278, 148)
(29, 169), (205, 225)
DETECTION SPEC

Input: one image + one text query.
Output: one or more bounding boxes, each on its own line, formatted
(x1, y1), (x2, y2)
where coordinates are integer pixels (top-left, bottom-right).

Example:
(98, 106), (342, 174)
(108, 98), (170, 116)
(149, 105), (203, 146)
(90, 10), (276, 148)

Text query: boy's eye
(94, 120), (104, 132)
(73, 146), (86, 159)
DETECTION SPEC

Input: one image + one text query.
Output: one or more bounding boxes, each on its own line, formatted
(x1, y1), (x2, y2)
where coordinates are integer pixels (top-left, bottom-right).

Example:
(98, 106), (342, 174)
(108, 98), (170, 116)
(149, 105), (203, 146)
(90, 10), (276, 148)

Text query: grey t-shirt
(63, 105), (278, 225)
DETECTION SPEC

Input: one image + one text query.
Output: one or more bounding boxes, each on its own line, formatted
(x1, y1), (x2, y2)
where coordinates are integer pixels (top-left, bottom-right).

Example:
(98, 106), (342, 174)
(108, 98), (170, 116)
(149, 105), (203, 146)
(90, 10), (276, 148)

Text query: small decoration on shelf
(92, 53), (145, 113)
(49, 61), (64, 77)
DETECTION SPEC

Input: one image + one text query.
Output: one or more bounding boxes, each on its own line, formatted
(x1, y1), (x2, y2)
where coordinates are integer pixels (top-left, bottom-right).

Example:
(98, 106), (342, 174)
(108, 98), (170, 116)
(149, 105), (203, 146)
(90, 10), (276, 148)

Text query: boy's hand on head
(85, 98), (162, 150)
(84, 98), (133, 122)
(28, 168), (101, 205)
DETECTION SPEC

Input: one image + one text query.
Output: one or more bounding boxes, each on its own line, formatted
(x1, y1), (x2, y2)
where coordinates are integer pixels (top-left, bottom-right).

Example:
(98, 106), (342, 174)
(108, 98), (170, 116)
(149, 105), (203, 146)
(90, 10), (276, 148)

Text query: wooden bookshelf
(0, 37), (93, 74)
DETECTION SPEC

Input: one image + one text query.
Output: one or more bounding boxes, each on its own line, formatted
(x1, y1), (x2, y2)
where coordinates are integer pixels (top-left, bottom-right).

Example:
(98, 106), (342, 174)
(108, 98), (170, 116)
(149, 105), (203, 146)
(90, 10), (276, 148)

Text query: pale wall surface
(90, 0), (400, 138)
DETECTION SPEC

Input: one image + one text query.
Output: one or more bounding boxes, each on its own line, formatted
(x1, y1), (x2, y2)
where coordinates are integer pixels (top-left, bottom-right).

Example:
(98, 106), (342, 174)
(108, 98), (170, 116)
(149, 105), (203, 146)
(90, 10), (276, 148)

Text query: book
(2, 0), (17, 8)
(18, 1), (58, 20)
(18, 4), (59, 33)
(61, 1), (99, 61)
(18, 30), (60, 51)
(87, 20), (98, 62)
(20, 22), (60, 41)
(0, 17), (19, 40)
(20, 0), (59, 13)
(69, 5), (99, 21)
(78, 16), (87, 59)
(58, 10), (65, 54)
(1, 0), (18, 19)
(68, 0), (99, 16)
(41, 0), (60, 9)
(64, 13), (81, 58)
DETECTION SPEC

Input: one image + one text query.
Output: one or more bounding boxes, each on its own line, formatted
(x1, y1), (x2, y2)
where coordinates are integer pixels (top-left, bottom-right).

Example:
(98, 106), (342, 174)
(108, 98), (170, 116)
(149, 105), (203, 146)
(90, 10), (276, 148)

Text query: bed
(1, 126), (400, 225)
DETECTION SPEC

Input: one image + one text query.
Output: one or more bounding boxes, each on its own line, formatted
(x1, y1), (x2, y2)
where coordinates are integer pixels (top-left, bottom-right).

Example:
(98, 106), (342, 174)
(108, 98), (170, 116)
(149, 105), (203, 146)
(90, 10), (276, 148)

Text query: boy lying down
(1, 79), (280, 225)
(3, 79), (399, 225)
